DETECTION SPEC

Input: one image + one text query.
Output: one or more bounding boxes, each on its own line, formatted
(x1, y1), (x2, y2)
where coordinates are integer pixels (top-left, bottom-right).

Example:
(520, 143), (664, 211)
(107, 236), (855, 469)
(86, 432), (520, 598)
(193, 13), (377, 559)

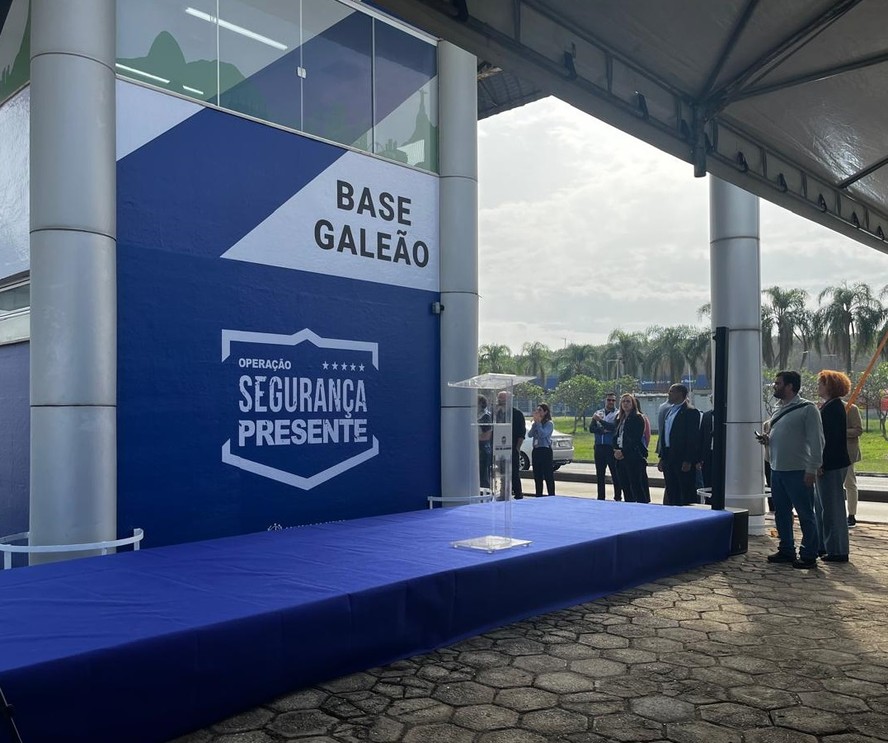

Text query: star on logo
(341, 361), (348, 369)
(332, 362), (339, 370)
(322, 361), (329, 370)
(359, 363), (365, 371)
(350, 363), (356, 371)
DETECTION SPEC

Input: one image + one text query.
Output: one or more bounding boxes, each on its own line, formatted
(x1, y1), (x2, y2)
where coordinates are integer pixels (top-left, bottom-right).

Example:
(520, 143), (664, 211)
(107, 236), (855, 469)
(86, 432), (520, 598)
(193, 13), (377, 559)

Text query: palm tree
(645, 325), (692, 383)
(816, 282), (885, 373)
(478, 344), (513, 374)
(554, 343), (600, 381)
(761, 286), (808, 370)
(606, 330), (648, 380)
(520, 341), (552, 388)
(682, 328), (712, 380)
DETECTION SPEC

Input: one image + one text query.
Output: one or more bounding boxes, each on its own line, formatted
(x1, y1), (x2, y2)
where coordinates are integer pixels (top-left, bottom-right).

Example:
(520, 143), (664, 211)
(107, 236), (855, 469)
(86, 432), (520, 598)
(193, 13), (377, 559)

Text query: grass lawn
(554, 416), (888, 474)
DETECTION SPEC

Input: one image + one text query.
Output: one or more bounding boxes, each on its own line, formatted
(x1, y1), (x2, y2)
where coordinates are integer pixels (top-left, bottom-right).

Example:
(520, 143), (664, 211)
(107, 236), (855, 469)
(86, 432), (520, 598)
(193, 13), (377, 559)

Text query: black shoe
(821, 554), (849, 563)
(767, 551), (795, 564)
(514, 494), (523, 500)
(848, 515), (856, 527)
(615, 496), (622, 502)
(792, 557), (818, 569)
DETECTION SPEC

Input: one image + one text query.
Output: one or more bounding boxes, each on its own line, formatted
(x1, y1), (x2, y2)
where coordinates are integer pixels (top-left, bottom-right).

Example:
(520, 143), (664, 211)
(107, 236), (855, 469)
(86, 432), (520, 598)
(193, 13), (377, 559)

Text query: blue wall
(0, 340), (28, 536)
(117, 88), (441, 547)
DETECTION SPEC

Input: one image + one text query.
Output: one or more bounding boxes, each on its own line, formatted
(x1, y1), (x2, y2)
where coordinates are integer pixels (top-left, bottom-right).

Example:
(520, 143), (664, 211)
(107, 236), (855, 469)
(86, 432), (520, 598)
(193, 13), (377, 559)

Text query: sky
(477, 96), (888, 353)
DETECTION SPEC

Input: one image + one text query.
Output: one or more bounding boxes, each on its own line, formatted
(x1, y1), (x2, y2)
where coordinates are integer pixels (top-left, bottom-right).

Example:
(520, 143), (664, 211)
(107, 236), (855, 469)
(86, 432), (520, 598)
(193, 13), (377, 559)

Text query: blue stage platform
(0, 497), (733, 743)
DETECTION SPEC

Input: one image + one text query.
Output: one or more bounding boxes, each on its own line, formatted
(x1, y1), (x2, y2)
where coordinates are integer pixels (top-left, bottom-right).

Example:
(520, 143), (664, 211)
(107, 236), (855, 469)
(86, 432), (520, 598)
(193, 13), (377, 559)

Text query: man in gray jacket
(758, 370), (824, 569)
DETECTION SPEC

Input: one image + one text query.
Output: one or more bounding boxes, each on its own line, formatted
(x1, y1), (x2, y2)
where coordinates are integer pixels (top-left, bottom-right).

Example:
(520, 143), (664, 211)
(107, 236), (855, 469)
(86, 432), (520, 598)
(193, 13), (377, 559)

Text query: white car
(519, 423), (574, 471)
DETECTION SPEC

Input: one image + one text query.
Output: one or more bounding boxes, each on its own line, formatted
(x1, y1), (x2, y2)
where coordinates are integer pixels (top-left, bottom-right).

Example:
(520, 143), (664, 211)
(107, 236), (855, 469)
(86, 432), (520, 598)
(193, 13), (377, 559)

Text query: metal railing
(0, 528), (144, 569)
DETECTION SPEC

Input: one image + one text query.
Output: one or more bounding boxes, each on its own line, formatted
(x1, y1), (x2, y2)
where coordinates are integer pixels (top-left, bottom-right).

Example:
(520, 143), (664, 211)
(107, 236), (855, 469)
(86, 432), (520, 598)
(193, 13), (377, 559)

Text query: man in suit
(657, 384), (702, 505)
(496, 390), (526, 499)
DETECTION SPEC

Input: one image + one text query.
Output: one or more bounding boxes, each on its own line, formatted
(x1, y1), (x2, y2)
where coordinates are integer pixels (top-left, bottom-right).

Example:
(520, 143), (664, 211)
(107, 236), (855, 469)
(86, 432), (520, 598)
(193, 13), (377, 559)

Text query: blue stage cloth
(0, 498), (733, 743)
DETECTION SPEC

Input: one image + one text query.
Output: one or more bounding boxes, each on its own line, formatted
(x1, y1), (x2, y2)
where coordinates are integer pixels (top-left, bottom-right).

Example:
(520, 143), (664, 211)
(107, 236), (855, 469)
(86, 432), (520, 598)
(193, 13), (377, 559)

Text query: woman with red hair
(815, 370), (852, 562)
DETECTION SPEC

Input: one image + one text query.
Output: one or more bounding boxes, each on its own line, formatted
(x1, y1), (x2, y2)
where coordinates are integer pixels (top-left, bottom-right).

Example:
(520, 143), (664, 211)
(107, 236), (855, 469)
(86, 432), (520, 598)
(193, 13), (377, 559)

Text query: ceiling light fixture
(185, 7), (288, 51)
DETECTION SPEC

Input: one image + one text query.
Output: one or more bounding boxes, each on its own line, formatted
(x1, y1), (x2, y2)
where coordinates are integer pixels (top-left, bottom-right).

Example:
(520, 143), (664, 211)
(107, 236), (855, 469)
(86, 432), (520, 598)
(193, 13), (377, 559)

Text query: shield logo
(221, 328), (379, 489)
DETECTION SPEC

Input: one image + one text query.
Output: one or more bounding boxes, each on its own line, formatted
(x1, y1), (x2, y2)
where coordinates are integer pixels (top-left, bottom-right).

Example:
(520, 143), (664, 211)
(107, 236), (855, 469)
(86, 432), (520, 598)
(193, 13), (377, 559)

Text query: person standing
(635, 394), (653, 503)
(496, 390), (526, 499)
(845, 401), (863, 527)
(758, 370), (824, 569)
(657, 384), (701, 505)
(613, 394), (648, 503)
(528, 403), (555, 496)
(477, 395), (492, 490)
(589, 393), (622, 500)
(815, 371), (852, 562)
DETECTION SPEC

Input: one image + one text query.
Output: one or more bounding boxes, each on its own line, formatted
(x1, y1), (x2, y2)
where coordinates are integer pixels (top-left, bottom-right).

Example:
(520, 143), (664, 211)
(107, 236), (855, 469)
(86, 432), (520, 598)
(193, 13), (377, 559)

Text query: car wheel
(519, 452), (530, 471)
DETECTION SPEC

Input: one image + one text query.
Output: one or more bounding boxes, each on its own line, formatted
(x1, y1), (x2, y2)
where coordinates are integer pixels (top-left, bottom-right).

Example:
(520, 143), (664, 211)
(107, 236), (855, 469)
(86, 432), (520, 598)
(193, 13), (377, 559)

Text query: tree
(520, 341), (552, 389)
(478, 344), (513, 374)
(816, 282), (885, 373)
(645, 325), (693, 383)
(682, 329), (712, 380)
(554, 343), (599, 381)
(550, 375), (603, 433)
(852, 362), (888, 435)
(606, 330), (648, 380)
(762, 286), (808, 370)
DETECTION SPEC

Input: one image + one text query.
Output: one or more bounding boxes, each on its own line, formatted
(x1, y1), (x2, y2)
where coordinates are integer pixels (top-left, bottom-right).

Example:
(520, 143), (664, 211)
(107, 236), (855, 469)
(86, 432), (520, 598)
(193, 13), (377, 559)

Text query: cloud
(478, 97), (888, 350)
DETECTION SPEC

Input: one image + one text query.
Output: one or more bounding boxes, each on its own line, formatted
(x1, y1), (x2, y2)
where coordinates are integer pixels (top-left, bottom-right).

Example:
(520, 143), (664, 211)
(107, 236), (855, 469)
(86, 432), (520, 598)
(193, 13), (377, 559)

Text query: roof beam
(708, 0), (864, 112)
(838, 154), (888, 190)
(697, 0), (760, 100)
(733, 50), (888, 101)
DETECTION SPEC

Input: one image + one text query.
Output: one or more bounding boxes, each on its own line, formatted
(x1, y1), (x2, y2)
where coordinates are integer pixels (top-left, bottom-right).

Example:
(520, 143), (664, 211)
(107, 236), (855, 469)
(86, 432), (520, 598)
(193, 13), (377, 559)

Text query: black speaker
(729, 508), (749, 555)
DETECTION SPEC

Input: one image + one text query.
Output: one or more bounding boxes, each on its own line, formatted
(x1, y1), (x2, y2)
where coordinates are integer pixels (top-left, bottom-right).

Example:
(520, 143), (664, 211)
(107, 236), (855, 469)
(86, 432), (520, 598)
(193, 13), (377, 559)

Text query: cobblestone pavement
(174, 524), (888, 743)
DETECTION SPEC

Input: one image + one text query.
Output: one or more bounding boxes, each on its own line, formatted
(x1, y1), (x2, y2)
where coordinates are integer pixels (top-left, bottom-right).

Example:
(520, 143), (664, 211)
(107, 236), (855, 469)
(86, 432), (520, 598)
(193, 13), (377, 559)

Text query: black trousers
(662, 452), (698, 505)
(512, 445), (523, 497)
(616, 455), (646, 503)
(594, 444), (621, 500)
(532, 447), (555, 496)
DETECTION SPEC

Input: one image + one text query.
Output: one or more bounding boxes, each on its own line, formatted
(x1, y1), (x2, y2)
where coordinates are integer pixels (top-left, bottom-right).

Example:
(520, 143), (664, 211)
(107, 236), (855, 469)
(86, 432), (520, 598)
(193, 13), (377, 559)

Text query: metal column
(709, 177), (767, 534)
(29, 0), (117, 562)
(437, 41), (479, 501)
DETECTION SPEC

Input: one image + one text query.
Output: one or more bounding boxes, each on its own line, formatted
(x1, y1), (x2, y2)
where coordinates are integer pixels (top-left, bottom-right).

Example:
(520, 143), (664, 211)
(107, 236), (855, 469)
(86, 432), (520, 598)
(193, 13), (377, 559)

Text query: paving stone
(493, 638), (546, 656)
(402, 722), (474, 743)
(561, 690), (626, 716)
(591, 712), (663, 741)
(728, 684), (798, 710)
(475, 666), (535, 689)
(477, 729), (549, 743)
(367, 716), (404, 743)
(430, 681), (494, 706)
(659, 650), (718, 668)
(549, 643), (602, 660)
(457, 650), (511, 668)
(569, 657), (627, 678)
(846, 664), (888, 684)
(512, 653), (568, 673)
(798, 691), (870, 713)
(319, 673), (376, 693)
(579, 632), (629, 649)
(757, 672), (824, 693)
(494, 687), (559, 712)
(213, 733), (278, 743)
(387, 698), (453, 724)
(849, 712), (888, 739)
(268, 711), (339, 738)
(535, 671), (598, 693)
(718, 655), (777, 675)
(771, 705), (847, 734)
(630, 636), (685, 653)
(822, 734), (887, 743)
(269, 689), (329, 712)
(797, 648), (862, 666)
(452, 704), (519, 730)
(630, 695), (695, 722)
(665, 720), (743, 743)
(699, 701), (771, 728)
(823, 677), (888, 698)
(743, 728), (818, 743)
(602, 647), (658, 665)
(522, 707), (589, 735)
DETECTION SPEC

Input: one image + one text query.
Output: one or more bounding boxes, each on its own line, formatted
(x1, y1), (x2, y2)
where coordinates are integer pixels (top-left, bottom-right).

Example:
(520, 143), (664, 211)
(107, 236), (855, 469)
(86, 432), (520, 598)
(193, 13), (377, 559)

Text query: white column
(709, 177), (767, 534)
(437, 42), (479, 500)
(29, 0), (117, 561)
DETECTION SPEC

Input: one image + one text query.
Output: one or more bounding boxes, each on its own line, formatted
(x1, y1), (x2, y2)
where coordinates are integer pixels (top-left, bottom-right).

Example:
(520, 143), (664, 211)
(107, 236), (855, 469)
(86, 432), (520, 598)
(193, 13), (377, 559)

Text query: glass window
(217, 0), (302, 129)
(302, 1), (372, 151)
(373, 22), (437, 171)
(0, 280), (28, 315)
(117, 0), (219, 104)
(0, 0), (30, 105)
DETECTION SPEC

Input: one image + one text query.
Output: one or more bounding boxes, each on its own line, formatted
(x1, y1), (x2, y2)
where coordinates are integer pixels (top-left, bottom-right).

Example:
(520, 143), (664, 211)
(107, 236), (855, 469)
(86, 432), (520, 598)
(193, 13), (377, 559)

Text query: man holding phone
(757, 370), (824, 569)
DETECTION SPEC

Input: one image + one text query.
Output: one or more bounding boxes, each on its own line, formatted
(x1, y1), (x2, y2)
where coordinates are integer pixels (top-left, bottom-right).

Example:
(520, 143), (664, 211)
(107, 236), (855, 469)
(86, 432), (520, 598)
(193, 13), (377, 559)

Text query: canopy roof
(375, 0), (888, 254)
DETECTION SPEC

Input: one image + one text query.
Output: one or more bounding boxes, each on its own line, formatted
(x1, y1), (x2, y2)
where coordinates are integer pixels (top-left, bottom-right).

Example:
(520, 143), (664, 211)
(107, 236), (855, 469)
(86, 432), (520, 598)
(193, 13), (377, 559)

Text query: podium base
(452, 535), (532, 553)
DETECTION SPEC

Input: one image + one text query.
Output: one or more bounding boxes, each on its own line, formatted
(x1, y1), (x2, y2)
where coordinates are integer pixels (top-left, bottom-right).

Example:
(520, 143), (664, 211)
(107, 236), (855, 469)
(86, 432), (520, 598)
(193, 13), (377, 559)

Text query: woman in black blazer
(613, 393), (648, 503)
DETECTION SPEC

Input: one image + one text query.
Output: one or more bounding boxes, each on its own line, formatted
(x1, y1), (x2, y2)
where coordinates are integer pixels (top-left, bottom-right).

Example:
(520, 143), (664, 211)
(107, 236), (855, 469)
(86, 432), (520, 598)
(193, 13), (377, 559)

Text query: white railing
(0, 528), (144, 569)
(427, 489), (496, 509)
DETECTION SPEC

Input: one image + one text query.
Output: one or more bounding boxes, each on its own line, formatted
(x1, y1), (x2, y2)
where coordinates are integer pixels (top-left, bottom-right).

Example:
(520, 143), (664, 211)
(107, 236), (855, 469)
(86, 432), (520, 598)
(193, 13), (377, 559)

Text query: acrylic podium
(448, 373), (534, 553)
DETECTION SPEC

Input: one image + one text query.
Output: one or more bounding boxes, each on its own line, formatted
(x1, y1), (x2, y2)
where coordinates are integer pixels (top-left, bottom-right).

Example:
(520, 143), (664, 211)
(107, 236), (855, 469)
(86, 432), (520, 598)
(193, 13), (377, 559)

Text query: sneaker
(792, 557), (818, 569)
(821, 554), (849, 563)
(767, 551), (795, 564)
(848, 515), (857, 527)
